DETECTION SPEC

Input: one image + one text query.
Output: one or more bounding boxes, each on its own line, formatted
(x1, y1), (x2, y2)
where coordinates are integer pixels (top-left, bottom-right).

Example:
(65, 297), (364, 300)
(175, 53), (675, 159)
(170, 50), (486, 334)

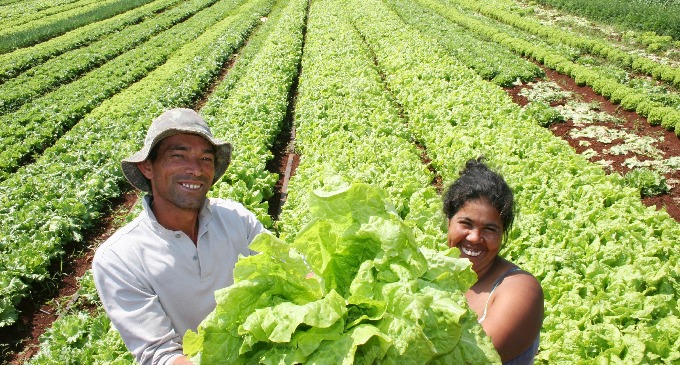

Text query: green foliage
(386, 0), (544, 87)
(76, 270), (101, 307)
(0, 0), (250, 181)
(609, 87), (631, 104)
(648, 106), (668, 126)
(635, 100), (659, 117)
(533, 0), (680, 40)
(623, 168), (669, 197)
(620, 93), (645, 111)
(0, 0), (184, 83)
(522, 101), (565, 126)
(6, 0), (680, 362)
(185, 183), (500, 364)
(0, 0), (222, 114)
(0, 0), (158, 53)
(660, 108), (680, 131)
(27, 312), (134, 365)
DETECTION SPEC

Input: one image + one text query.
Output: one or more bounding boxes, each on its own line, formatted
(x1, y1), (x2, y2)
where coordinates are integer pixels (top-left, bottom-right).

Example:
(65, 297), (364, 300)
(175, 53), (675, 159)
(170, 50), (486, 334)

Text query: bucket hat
(121, 108), (232, 192)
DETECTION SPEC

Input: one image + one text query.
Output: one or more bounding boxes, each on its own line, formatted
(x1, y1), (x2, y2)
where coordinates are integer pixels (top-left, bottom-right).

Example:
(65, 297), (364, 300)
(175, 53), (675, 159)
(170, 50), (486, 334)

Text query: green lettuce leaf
(184, 183), (500, 364)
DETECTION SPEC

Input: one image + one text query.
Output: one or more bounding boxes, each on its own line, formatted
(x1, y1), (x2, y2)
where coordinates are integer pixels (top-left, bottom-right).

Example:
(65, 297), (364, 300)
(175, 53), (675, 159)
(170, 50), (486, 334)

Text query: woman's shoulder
(495, 264), (544, 308)
(491, 260), (543, 300)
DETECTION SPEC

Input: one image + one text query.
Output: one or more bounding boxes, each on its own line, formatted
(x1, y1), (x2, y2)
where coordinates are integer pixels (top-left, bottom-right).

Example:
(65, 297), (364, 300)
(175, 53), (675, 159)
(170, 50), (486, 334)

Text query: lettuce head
(184, 183), (500, 364)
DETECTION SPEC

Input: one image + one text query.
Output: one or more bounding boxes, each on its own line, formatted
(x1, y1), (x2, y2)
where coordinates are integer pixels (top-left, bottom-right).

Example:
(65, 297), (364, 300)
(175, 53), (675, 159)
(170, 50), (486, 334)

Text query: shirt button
(193, 255), (198, 260)
(175, 234), (181, 238)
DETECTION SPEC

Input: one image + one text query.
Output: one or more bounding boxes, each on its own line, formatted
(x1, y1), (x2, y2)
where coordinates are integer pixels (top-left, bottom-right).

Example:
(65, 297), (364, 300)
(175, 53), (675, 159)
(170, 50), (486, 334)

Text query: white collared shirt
(93, 195), (266, 365)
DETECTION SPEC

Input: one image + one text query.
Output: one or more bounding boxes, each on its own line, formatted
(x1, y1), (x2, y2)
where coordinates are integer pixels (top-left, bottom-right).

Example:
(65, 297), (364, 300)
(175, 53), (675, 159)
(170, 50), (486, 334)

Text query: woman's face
(447, 199), (504, 276)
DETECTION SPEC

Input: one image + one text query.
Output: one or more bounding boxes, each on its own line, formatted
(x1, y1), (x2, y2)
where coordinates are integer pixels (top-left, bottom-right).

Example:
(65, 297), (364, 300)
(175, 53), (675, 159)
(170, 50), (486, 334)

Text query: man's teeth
(461, 246), (482, 257)
(182, 183), (201, 189)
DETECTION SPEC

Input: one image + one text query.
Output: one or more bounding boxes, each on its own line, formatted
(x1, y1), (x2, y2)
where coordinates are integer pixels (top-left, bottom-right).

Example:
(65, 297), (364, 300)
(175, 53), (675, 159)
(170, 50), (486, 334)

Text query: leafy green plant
(623, 168), (669, 197)
(184, 183), (500, 364)
(522, 101), (565, 126)
(27, 311), (134, 365)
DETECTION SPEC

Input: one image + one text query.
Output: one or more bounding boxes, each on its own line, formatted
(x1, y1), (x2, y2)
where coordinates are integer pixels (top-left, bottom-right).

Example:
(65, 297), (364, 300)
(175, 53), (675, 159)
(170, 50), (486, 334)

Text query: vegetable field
(1, 0), (679, 363)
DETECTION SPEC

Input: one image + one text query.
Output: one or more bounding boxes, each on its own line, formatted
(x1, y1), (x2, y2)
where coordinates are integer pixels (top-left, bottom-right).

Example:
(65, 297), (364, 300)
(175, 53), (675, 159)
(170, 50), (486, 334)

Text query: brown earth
(1, 191), (139, 365)
(3, 65), (680, 365)
(506, 66), (680, 222)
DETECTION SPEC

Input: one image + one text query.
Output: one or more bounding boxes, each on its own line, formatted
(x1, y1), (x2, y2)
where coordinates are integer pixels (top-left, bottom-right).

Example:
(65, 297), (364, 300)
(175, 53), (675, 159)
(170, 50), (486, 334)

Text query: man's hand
(173, 355), (194, 365)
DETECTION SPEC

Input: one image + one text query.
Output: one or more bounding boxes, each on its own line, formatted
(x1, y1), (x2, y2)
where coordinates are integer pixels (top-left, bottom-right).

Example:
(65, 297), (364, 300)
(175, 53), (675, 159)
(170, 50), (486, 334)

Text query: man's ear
(137, 160), (153, 180)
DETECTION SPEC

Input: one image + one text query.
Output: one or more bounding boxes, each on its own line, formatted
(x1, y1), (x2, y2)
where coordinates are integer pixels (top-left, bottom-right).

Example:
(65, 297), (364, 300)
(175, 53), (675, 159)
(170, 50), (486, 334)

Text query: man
(93, 108), (266, 365)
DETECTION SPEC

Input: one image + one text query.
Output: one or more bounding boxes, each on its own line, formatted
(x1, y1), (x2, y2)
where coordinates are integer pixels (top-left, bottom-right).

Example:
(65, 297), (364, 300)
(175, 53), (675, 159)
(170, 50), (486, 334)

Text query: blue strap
(478, 267), (522, 323)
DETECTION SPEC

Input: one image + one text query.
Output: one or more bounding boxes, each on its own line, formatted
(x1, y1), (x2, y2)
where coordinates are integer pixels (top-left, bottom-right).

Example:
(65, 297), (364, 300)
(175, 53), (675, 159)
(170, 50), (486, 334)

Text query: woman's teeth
(461, 246), (482, 257)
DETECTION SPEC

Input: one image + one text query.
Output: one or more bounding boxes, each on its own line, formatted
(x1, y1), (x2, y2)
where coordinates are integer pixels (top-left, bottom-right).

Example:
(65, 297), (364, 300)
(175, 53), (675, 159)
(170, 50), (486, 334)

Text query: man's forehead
(159, 133), (215, 151)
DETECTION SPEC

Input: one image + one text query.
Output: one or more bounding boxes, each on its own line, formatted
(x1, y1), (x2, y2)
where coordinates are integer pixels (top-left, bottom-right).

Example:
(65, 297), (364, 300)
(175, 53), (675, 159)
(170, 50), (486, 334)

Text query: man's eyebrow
(166, 144), (215, 154)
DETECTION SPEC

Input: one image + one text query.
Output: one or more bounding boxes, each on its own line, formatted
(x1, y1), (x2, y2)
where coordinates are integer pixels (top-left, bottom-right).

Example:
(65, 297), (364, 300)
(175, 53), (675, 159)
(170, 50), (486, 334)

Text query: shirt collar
(141, 195), (212, 233)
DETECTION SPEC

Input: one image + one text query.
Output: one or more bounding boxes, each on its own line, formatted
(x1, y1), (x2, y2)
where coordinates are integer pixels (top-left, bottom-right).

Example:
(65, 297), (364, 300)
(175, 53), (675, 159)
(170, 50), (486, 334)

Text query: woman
(443, 158), (544, 364)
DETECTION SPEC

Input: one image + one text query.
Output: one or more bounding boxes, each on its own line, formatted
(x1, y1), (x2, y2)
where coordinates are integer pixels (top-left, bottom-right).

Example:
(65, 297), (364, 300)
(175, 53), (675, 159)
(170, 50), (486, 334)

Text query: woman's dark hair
(442, 157), (515, 237)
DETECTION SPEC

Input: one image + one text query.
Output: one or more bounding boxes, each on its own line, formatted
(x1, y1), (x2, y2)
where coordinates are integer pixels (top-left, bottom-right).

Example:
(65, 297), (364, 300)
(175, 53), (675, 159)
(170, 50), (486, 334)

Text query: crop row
(534, 0), (680, 40)
(0, 0), (222, 114)
(342, 0), (680, 362)
(420, 0), (680, 135)
(1, 0), (102, 29)
(278, 0), (442, 245)
(385, 0), (543, 87)
(0, 0), (184, 83)
(1, 0), (83, 21)
(0, 0), (157, 53)
(0, 0), (274, 328)
(449, 0), (680, 89)
(0, 0), (247, 181)
(24, 0), (307, 361)
(203, 0), (307, 228)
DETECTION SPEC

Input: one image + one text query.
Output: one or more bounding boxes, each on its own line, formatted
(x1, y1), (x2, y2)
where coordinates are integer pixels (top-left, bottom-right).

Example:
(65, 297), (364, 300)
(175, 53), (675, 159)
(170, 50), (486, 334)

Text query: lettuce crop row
(421, 0), (680, 136)
(0, 0), (221, 114)
(1, 0), (84, 22)
(384, 0), (543, 87)
(25, 271), (135, 365)
(0, 0), (184, 83)
(0, 0), (250, 182)
(0, 0), (158, 53)
(344, 0), (680, 362)
(533, 0), (680, 41)
(202, 0), (308, 228)
(1, 0), (102, 29)
(0, 0), (274, 328)
(448, 0), (680, 89)
(275, 0), (444, 247)
(0, 0), (23, 6)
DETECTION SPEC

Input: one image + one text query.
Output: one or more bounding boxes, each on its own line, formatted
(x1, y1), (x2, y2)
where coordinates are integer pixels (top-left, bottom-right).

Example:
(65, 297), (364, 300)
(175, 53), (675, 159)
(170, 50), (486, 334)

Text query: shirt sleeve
(93, 248), (184, 365)
(230, 200), (268, 254)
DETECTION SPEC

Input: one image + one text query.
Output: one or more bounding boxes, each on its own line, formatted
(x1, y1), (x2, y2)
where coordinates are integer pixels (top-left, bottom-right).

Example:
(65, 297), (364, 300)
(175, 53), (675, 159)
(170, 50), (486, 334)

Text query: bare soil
(506, 66), (680, 221)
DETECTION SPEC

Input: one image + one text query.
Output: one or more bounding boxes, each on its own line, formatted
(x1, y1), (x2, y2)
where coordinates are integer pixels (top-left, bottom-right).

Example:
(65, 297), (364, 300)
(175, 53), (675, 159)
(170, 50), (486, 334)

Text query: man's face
(137, 134), (216, 211)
